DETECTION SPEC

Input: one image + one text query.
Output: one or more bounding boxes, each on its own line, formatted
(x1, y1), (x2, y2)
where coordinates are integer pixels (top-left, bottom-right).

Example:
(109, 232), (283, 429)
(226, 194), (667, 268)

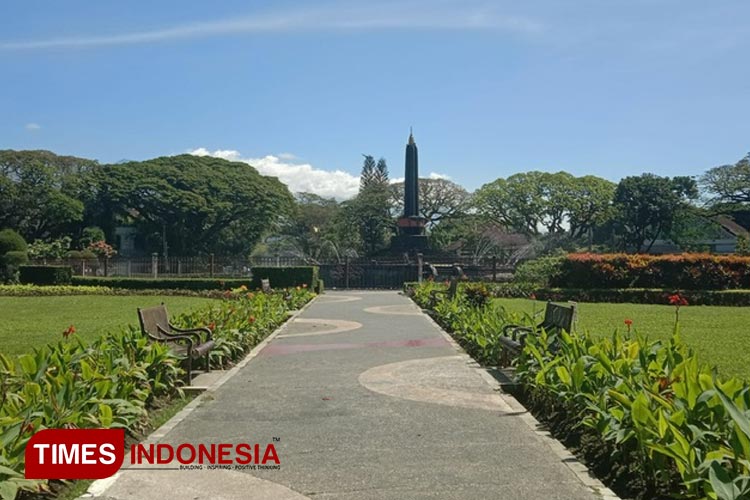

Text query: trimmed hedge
(19, 265), (73, 285)
(71, 277), (253, 290)
(250, 266), (318, 289)
(530, 287), (750, 306)
(553, 253), (750, 290)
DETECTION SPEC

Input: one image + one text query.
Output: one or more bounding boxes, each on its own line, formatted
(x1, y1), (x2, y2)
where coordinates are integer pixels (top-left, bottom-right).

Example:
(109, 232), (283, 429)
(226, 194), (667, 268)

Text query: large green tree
(613, 173), (697, 252)
(0, 150), (94, 240)
(701, 153), (750, 210)
(92, 154), (293, 255)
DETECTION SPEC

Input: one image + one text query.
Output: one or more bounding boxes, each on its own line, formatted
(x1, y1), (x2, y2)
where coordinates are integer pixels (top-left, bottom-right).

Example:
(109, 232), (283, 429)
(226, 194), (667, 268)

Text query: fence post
(492, 255), (497, 282)
(417, 253), (424, 284)
(210, 253), (215, 278)
(104, 257), (109, 277)
(81, 259), (86, 277)
(177, 259), (182, 276)
(151, 253), (158, 279)
(127, 260), (132, 277)
(344, 255), (350, 289)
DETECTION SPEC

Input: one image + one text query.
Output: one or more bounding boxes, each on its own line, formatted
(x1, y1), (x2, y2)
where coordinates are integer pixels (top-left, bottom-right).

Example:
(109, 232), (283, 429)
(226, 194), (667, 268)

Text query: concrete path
(85, 291), (611, 500)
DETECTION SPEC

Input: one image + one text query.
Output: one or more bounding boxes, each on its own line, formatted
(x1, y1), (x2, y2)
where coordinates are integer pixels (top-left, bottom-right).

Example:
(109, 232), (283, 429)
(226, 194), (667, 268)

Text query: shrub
(463, 282), (491, 308)
(512, 254), (564, 286)
(72, 277), (254, 290)
(19, 265), (73, 285)
(0, 229), (27, 255)
(315, 278), (325, 295)
(554, 253), (750, 290)
(67, 249), (98, 260)
(0, 229), (29, 283)
(250, 266), (319, 290)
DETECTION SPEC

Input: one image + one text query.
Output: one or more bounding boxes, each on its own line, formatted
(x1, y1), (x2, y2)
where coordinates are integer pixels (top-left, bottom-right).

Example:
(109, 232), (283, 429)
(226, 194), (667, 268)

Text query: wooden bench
(498, 301), (577, 367)
(137, 304), (215, 383)
(428, 276), (459, 308)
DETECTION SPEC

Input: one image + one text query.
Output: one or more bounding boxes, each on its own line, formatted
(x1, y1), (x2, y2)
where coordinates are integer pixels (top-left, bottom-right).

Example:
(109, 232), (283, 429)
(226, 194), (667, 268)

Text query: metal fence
(31, 254), (516, 289)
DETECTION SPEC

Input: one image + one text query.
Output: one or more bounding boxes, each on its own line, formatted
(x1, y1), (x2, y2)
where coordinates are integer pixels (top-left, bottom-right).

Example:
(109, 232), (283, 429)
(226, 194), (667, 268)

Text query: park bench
(137, 304), (215, 383)
(498, 301), (577, 367)
(428, 276), (459, 308)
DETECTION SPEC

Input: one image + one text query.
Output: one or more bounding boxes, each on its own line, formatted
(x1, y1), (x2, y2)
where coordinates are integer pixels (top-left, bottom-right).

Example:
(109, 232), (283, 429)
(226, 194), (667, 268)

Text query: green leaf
(714, 376), (750, 442)
(0, 481), (19, 500)
(98, 404), (113, 428)
(709, 461), (740, 500)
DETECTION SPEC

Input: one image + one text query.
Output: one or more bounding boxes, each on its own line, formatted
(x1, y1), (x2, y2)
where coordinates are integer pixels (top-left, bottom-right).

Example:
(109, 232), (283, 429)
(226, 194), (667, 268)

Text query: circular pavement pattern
(315, 294), (362, 303)
(359, 356), (513, 412)
(277, 318), (363, 338)
(363, 304), (422, 316)
(93, 465), (310, 500)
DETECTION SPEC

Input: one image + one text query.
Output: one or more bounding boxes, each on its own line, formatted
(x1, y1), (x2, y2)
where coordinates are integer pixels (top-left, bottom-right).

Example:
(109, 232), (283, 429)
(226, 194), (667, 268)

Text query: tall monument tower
(404, 130), (419, 218)
(392, 130), (428, 252)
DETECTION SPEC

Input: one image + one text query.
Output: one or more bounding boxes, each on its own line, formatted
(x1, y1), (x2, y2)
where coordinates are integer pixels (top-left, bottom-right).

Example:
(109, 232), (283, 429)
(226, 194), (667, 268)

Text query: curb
(409, 299), (621, 500)
(81, 295), (319, 498)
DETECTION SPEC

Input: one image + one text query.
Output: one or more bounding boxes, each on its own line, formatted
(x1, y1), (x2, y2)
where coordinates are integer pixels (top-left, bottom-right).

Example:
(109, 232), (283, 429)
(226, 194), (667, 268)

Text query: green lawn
(495, 298), (750, 380)
(0, 295), (217, 357)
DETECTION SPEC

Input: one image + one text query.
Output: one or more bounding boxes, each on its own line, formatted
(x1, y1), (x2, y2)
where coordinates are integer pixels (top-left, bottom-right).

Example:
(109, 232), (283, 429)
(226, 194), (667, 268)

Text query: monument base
(389, 234), (429, 253)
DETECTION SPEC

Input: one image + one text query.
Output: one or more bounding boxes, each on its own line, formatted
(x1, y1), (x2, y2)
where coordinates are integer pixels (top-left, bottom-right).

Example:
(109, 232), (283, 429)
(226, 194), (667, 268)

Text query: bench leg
(186, 358), (192, 384)
(205, 352), (211, 373)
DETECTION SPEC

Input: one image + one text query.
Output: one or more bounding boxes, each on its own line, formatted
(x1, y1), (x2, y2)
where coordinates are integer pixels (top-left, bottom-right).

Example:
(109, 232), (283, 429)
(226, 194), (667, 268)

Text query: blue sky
(2, 0), (748, 199)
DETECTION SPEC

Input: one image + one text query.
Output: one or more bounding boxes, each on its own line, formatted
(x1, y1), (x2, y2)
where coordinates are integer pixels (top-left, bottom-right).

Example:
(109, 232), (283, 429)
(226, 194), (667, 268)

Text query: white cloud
(0, 4), (542, 50)
(25, 123), (41, 131)
(391, 172), (452, 184)
(188, 148), (360, 200)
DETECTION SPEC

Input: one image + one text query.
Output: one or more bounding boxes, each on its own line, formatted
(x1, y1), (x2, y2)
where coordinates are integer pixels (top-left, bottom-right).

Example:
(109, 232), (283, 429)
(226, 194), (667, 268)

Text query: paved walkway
(86, 291), (610, 500)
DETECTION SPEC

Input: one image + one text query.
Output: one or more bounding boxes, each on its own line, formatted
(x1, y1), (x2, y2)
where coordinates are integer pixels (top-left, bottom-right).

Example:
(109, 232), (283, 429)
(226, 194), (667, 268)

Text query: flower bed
(0, 287), (314, 499)
(409, 281), (750, 500)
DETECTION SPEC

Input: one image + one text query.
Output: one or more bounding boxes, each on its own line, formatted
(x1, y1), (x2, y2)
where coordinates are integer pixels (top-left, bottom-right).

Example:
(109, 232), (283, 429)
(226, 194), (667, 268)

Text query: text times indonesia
(25, 429), (281, 479)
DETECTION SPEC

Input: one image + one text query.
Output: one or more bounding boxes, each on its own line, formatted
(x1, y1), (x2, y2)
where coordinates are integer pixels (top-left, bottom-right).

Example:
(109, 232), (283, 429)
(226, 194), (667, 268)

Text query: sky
(1, 0), (749, 200)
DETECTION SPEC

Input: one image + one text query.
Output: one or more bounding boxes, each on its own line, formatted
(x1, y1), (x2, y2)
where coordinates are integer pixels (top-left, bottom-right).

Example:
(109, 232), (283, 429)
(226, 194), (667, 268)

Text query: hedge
(71, 277), (254, 290)
(529, 287), (750, 306)
(552, 253), (750, 290)
(19, 265), (73, 285)
(250, 266), (319, 289)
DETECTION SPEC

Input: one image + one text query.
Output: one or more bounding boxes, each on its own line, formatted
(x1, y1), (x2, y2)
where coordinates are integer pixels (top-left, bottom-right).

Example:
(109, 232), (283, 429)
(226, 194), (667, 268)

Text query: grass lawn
(0, 295), (217, 357)
(495, 298), (750, 381)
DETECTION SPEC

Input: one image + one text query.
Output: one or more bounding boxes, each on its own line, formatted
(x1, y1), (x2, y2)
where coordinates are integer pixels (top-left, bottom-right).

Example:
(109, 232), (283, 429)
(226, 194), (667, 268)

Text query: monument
(391, 130), (429, 253)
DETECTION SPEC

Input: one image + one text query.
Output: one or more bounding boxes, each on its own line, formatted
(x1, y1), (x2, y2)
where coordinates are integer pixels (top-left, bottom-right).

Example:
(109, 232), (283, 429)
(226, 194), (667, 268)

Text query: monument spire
(404, 130), (419, 217)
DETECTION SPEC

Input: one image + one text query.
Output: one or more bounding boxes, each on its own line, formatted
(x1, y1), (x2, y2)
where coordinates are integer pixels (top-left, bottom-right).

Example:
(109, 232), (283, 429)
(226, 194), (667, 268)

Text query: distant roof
(714, 215), (750, 237)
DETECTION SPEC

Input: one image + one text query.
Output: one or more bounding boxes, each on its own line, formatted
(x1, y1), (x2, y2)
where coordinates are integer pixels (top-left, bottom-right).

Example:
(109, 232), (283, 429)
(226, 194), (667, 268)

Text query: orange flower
(248, 316), (256, 324)
(246, 292), (254, 299)
(63, 325), (76, 338)
(208, 322), (216, 331)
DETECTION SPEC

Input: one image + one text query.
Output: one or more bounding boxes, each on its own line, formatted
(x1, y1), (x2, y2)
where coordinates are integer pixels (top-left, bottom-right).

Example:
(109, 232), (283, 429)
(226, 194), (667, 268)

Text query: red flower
(62, 325), (76, 338)
(248, 316), (256, 324)
(624, 319), (633, 326)
(669, 294), (688, 306)
(21, 421), (34, 434)
(208, 322), (216, 331)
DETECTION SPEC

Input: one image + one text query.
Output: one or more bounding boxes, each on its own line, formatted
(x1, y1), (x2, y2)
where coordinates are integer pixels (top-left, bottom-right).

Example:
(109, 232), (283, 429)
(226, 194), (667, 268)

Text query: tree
(346, 155), (392, 256)
(270, 193), (346, 261)
(567, 176), (616, 239)
(389, 178), (470, 226)
(93, 155), (293, 255)
(0, 150), (91, 240)
(701, 153), (750, 211)
(613, 174), (697, 252)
